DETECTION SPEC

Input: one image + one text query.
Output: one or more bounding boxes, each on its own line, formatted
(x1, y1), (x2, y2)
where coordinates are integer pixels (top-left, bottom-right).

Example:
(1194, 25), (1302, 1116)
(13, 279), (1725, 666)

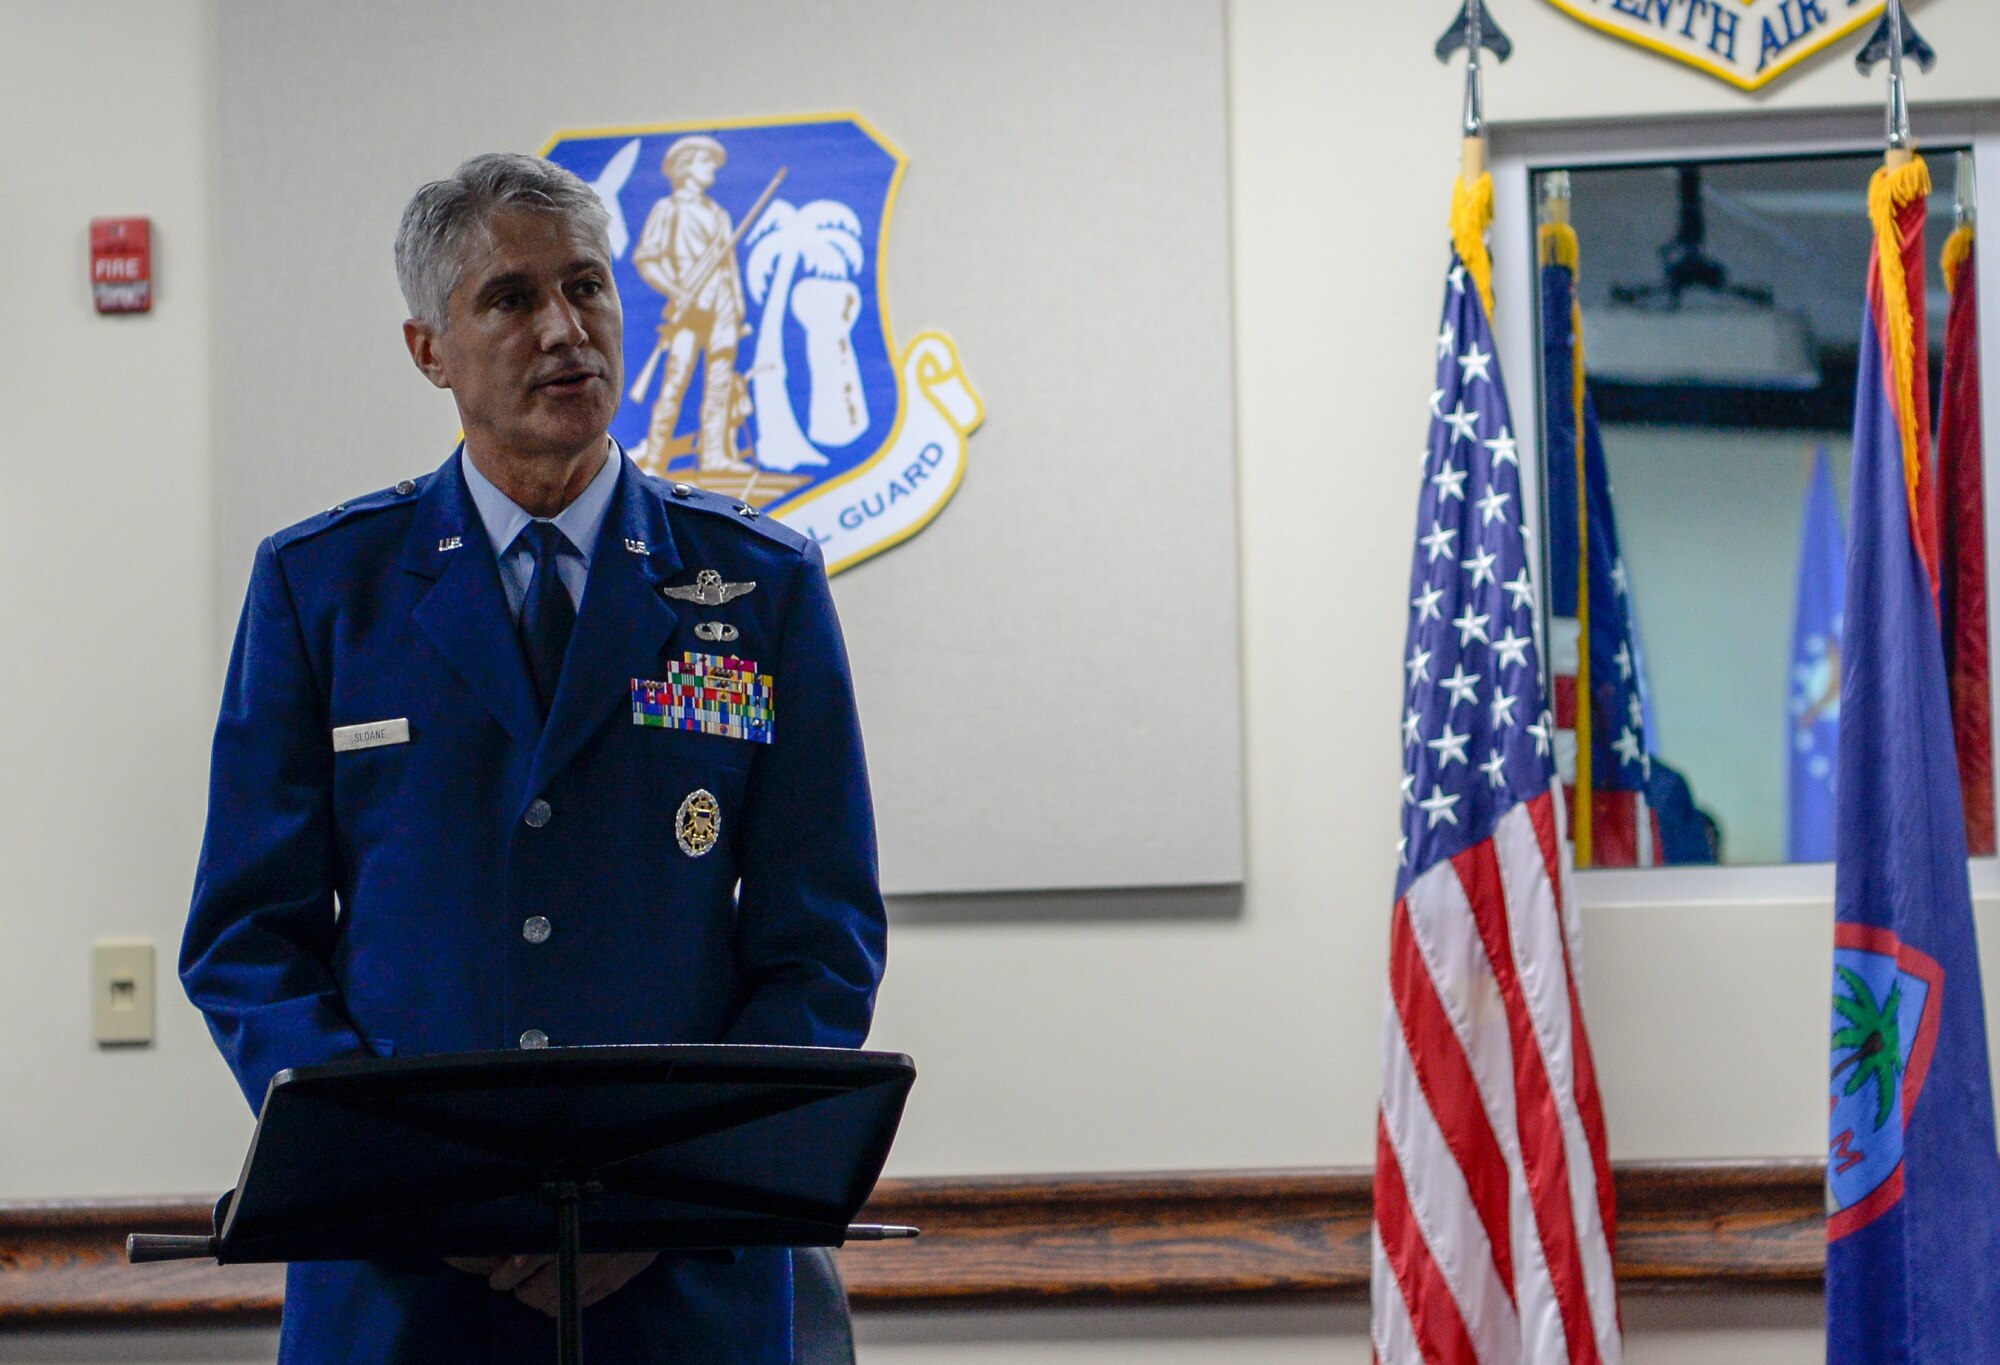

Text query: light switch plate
(92, 940), (154, 1046)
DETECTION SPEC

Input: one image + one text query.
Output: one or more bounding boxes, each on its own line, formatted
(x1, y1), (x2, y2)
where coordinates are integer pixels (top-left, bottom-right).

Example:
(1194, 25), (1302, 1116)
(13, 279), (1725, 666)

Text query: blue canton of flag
(1398, 257), (1554, 895)
(1787, 443), (1843, 862)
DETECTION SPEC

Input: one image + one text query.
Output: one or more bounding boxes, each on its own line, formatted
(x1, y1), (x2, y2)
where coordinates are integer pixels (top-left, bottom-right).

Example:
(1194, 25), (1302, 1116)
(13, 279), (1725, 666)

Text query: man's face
(405, 208), (624, 466)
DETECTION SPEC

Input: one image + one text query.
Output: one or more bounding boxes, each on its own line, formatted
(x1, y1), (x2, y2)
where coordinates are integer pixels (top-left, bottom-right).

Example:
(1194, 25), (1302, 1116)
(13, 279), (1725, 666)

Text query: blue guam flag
(543, 114), (982, 574)
(1827, 156), (2000, 1361)
(1787, 444), (1843, 863)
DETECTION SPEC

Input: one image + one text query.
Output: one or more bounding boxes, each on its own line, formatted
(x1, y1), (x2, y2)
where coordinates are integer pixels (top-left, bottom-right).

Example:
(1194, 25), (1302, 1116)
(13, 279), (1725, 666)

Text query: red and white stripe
(1372, 789), (1622, 1365)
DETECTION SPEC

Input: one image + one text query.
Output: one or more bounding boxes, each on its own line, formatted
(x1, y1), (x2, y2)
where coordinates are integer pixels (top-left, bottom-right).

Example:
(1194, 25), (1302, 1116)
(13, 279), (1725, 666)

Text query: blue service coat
(181, 450), (887, 1363)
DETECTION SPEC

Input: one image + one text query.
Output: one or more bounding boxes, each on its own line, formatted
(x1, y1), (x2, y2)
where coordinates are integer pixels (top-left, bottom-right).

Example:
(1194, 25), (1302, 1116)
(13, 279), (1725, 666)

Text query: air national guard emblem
(1539, 0), (1887, 91)
(1827, 924), (1945, 1239)
(675, 788), (721, 858)
(544, 113), (985, 575)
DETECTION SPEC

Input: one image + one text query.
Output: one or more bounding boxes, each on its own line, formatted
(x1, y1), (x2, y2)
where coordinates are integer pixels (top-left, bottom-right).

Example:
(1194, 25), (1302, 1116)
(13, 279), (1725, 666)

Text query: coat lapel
(529, 457), (682, 793)
(404, 451), (543, 748)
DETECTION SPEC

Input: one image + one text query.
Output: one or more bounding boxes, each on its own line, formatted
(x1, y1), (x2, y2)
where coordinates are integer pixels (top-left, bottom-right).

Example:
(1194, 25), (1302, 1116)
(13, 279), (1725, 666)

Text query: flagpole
(1884, 0), (1912, 169)
(1537, 173), (1595, 865)
(1459, 0), (1487, 183)
(1857, 0), (1936, 169)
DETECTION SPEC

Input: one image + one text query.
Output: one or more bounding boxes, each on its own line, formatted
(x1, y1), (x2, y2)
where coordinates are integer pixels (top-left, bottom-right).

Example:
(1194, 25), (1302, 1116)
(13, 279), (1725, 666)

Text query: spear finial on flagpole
(1436, 0), (1512, 182)
(1856, 0), (1937, 167)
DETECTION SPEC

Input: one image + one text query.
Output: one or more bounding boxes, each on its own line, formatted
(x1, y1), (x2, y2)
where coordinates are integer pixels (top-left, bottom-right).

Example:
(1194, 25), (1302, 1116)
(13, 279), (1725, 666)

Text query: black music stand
(129, 1045), (917, 1365)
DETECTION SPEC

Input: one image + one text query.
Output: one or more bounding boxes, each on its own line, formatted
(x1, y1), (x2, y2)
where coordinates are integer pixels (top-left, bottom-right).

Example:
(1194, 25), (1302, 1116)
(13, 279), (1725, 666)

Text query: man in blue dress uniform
(181, 153), (887, 1363)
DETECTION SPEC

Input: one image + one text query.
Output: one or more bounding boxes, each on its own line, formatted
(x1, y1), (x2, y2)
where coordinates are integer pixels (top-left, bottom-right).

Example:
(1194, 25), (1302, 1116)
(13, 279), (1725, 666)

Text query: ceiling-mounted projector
(1584, 164), (1823, 391)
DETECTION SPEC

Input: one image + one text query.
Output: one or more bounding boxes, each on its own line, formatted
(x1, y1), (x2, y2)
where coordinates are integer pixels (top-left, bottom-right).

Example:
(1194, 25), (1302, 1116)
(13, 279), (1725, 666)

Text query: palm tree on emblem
(743, 200), (867, 472)
(1831, 965), (1904, 1131)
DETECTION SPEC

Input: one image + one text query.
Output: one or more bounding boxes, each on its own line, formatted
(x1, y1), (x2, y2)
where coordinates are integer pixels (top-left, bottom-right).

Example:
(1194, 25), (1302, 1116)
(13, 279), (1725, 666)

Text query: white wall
(9, 1), (2000, 1362)
(0, 0), (254, 1198)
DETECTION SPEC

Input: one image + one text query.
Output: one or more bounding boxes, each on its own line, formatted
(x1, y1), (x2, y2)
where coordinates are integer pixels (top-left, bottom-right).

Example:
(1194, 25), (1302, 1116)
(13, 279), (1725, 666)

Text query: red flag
(1937, 228), (1992, 855)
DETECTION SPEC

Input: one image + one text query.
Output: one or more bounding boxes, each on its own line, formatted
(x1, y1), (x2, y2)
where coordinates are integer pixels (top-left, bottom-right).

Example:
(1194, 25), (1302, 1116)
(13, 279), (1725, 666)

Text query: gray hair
(394, 152), (610, 327)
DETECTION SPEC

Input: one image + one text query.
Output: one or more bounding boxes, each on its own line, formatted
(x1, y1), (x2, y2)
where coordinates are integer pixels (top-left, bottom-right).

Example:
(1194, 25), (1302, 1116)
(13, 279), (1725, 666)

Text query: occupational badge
(675, 788), (721, 858)
(694, 621), (740, 643)
(1538, 0), (1889, 92)
(663, 569), (755, 606)
(543, 114), (984, 574)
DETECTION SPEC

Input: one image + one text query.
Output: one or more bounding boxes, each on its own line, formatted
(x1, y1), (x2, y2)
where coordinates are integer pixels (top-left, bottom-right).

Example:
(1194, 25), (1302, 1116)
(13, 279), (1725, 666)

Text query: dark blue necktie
(516, 522), (576, 717)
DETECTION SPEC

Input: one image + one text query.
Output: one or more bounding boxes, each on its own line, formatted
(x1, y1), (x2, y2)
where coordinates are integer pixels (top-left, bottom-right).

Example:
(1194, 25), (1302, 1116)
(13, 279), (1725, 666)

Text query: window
(1500, 125), (1991, 876)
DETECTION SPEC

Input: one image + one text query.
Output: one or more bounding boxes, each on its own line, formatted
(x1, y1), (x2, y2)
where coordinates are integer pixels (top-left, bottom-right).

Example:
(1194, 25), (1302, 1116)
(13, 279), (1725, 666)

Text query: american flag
(1539, 245), (1662, 868)
(1371, 218), (1622, 1364)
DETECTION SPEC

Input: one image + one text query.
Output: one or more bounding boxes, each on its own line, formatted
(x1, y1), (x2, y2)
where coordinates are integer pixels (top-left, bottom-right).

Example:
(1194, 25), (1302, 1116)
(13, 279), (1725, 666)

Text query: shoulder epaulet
(269, 473), (429, 552)
(646, 472), (811, 554)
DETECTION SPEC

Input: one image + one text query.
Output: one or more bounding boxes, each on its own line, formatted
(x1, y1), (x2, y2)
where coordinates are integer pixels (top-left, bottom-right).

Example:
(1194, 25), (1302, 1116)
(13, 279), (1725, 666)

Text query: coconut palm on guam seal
(544, 113), (983, 574)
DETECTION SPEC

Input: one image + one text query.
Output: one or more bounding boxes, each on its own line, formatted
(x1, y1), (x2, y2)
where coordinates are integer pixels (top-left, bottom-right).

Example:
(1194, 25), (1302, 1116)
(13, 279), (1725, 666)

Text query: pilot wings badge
(543, 113), (984, 575)
(663, 569), (755, 606)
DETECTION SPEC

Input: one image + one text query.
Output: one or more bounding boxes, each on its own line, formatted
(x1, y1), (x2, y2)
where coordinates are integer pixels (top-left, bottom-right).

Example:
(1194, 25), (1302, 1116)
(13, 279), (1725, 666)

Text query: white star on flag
(1403, 708), (1421, 747)
(1437, 320), (1456, 359)
(1418, 784), (1460, 826)
(1528, 712), (1553, 755)
(1502, 567), (1536, 611)
(1440, 664), (1480, 708)
(1420, 522), (1457, 563)
(1485, 427), (1518, 465)
(1412, 583), (1445, 623)
(1492, 627), (1532, 670)
(1457, 341), (1493, 384)
(1460, 546), (1498, 589)
(1480, 749), (1508, 787)
(1428, 722), (1471, 767)
(1405, 645), (1432, 686)
(1451, 606), (1490, 647)
(1614, 641), (1633, 680)
(1431, 464), (1469, 502)
(1612, 727), (1643, 767)
(1443, 401), (1481, 444)
(1490, 689), (1518, 727)
(1475, 486), (1512, 526)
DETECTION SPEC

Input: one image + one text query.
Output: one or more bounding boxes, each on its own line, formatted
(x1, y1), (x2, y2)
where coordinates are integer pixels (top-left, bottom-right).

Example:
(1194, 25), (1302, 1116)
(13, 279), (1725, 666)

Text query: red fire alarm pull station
(91, 217), (152, 314)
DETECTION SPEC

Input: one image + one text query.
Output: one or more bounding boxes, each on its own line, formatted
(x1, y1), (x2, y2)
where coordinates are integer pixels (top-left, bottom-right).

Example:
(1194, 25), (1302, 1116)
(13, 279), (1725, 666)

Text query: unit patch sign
(1540, 0), (1885, 91)
(544, 113), (984, 574)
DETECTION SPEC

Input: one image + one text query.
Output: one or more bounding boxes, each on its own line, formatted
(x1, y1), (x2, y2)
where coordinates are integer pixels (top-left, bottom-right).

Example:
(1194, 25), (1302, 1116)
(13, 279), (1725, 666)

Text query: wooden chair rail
(0, 1159), (1825, 1328)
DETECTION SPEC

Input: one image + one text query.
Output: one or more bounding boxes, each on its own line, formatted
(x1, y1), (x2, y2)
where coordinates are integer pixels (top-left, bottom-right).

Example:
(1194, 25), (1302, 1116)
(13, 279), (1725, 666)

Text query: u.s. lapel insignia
(624, 537), (649, 555)
(437, 536), (463, 552)
(663, 569), (755, 607)
(695, 621), (739, 643)
(676, 788), (721, 857)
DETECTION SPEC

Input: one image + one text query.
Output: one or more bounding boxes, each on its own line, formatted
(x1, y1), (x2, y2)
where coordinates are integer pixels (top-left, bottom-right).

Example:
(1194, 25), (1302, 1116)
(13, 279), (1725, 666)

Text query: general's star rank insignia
(663, 569), (755, 606)
(676, 788), (721, 857)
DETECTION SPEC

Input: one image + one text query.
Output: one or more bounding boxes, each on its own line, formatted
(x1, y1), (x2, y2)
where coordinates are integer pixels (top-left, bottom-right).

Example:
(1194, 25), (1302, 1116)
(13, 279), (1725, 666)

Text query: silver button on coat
(523, 799), (552, 828)
(523, 916), (552, 944)
(519, 1028), (548, 1050)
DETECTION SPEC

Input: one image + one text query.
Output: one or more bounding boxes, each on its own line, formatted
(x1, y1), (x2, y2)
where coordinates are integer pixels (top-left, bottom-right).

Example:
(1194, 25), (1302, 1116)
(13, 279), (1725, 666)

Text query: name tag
(332, 718), (410, 752)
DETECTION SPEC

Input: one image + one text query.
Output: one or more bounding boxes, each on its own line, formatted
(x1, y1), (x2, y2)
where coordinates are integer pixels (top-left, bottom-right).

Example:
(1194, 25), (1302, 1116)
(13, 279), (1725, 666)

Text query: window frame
(1487, 104), (2000, 906)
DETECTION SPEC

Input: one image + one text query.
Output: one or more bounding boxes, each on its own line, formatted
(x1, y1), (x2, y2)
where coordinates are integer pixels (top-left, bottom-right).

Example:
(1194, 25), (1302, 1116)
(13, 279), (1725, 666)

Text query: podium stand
(129, 1044), (917, 1364)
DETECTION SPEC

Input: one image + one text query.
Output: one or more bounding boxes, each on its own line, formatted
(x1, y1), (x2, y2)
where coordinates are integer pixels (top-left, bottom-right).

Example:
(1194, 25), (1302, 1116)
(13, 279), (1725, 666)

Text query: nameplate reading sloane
(332, 718), (411, 752)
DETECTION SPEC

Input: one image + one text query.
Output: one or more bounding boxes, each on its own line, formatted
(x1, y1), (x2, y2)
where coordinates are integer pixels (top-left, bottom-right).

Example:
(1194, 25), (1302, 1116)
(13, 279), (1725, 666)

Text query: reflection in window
(1531, 151), (1986, 868)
